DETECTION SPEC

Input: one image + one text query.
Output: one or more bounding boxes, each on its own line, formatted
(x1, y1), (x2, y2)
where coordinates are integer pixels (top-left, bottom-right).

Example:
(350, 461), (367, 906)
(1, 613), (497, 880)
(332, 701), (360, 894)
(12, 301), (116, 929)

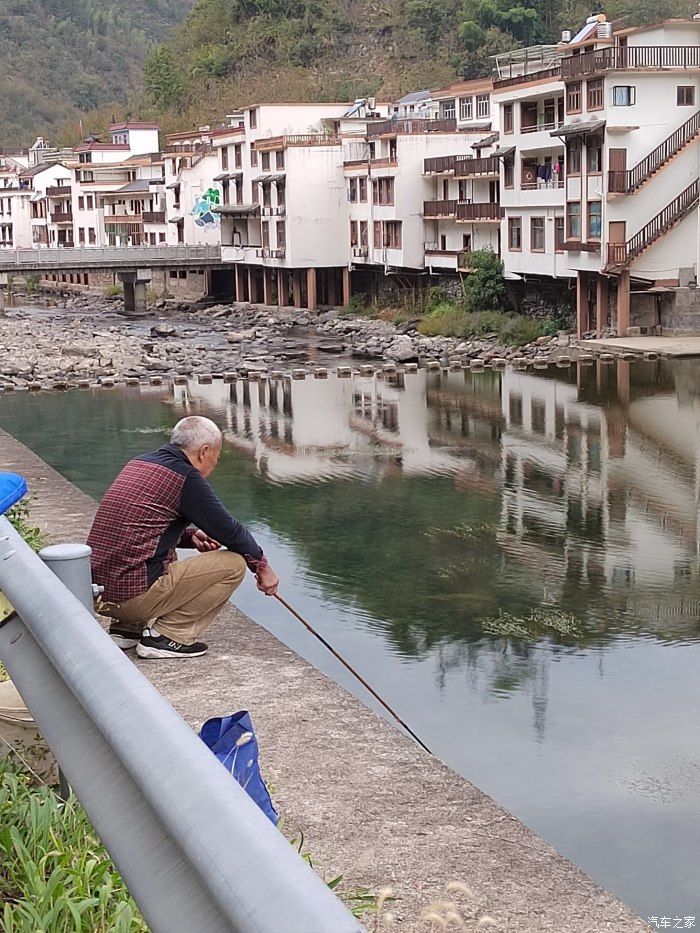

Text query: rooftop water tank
(561, 29), (572, 41)
(597, 22), (613, 38)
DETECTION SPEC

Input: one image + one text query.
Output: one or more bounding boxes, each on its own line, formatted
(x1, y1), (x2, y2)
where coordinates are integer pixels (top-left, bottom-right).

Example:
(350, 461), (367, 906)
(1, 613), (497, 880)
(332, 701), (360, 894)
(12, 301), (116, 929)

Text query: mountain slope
(0, 0), (193, 146)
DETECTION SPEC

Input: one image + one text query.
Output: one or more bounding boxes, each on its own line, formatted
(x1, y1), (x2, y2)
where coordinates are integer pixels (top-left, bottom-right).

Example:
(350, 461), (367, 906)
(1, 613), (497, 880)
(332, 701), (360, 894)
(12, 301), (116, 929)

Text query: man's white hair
(171, 416), (222, 450)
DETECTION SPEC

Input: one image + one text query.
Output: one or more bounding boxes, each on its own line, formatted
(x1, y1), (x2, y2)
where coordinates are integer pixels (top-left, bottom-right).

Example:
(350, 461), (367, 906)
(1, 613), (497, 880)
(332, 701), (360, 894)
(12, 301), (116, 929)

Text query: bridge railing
(0, 244), (223, 269)
(0, 517), (361, 933)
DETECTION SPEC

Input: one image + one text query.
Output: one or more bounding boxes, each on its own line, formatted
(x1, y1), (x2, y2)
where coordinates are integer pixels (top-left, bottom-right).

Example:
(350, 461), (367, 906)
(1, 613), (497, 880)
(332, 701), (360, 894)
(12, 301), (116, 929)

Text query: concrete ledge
(583, 335), (700, 357)
(0, 428), (648, 932)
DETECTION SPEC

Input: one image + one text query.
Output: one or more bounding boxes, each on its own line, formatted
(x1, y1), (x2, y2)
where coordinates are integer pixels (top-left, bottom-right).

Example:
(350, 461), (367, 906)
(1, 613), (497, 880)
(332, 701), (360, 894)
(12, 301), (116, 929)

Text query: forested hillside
(0, 0), (192, 146)
(144, 0), (697, 127)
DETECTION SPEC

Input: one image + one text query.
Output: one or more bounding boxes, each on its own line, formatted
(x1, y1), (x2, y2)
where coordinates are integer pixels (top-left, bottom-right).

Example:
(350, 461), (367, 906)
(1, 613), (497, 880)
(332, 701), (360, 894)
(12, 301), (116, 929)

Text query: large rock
(387, 337), (419, 363)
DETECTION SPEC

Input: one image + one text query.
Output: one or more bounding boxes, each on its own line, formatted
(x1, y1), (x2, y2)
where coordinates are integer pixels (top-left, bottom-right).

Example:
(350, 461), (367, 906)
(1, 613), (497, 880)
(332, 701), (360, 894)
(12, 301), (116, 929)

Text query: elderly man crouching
(88, 416), (278, 659)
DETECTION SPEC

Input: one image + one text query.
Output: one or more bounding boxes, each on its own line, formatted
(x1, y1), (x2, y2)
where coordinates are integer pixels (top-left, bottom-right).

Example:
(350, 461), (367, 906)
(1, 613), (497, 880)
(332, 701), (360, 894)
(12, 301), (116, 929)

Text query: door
(442, 179), (450, 200)
(608, 220), (626, 264)
(489, 181), (498, 203)
(608, 148), (627, 193)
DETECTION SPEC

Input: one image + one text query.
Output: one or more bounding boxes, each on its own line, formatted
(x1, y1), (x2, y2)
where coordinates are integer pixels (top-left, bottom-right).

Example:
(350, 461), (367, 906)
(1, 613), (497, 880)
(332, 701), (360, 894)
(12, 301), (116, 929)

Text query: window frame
(567, 141), (582, 175)
(459, 97), (473, 121)
(530, 216), (545, 253)
(504, 103), (514, 134)
(677, 86), (695, 106)
(587, 200), (602, 240)
(566, 81), (582, 114)
(586, 139), (603, 174)
(567, 201), (582, 239)
(476, 94), (490, 118)
(587, 78), (604, 111)
(508, 216), (522, 251)
(612, 85), (635, 106)
(554, 215), (565, 253)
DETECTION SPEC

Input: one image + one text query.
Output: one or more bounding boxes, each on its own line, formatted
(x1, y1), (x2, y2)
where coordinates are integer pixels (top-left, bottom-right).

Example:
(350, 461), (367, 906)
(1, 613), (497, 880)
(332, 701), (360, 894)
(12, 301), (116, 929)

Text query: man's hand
(256, 563), (279, 596)
(192, 529), (222, 552)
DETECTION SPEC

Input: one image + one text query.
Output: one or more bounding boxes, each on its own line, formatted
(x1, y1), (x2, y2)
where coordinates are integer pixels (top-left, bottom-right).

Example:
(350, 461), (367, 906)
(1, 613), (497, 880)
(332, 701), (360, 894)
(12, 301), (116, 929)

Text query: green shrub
(462, 248), (507, 314)
(103, 284), (123, 298)
(5, 499), (46, 552)
(418, 305), (550, 347)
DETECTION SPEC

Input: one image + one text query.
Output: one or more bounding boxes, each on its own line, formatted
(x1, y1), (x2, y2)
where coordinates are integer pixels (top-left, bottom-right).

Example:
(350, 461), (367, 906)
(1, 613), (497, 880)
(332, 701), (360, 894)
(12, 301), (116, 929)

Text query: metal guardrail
(0, 245), (223, 272)
(0, 516), (361, 933)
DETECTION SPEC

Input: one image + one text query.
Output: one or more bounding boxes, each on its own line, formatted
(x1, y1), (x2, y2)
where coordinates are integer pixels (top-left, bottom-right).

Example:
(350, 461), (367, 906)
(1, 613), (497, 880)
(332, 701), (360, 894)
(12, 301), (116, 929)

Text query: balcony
(423, 199), (457, 219)
(454, 156), (500, 178)
(369, 157), (398, 170)
(493, 66), (561, 90)
(142, 211), (166, 224)
(255, 247), (286, 259)
(352, 246), (369, 258)
(50, 211), (73, 224)
(367, 118), (457, 138)
(104, 215), (144, 227)
(561, 45), (700, 78)
(261, 205), (286, 217)
(46, 186), (71, 198)
(521, 121), (564, 135)
(456, 202), (502, 222)
(254, 134), (340, 152)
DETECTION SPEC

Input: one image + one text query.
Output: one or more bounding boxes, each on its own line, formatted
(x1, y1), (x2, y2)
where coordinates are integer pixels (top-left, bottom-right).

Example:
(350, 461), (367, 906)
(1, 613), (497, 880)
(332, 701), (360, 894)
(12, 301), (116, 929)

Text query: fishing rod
(274, 592), (433, 756)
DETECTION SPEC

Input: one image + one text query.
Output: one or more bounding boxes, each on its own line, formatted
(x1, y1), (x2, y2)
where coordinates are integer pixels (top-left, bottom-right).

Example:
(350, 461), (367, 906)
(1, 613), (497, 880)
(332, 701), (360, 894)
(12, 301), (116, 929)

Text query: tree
(463, 249), (507, 313)
(144, 44), (186, 112)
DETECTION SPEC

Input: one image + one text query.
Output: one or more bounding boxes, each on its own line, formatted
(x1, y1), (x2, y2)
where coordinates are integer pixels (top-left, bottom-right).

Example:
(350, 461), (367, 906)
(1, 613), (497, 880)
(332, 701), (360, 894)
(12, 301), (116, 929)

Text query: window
(555, 216), (565, 252)
(373, 220), (382, 248)
(462, 233), (472, 250)
(612, 85), (635, 106)
(383, 220), (402, 249)
(587, 201), (602, 239)
(262, 183), (271, 208)
(677, 86), (695, 106)
(81, 171), (94, 183)
(459, 97), (473, 121)
(262, 221), (269, 248)
(234, 144), (242, 169)
(504, 103), (514, 134)
(88, 227), (96, 244)
(476, 94), (490, 118)
(250, 143), (258, 167)
(504, 156), (514, 189)
(508, 217), (522, 250)
(458, 179), (468, 200)
(276, 181), (285, 207)
(78, 227), (85, 244)
(587, 139), (602, 173)
(276, 222), (286, 249)
(348, 178), (357, 202)
(249, 108), (258, 128)
(440, 99), (456, 120)
(261, 152), (270, 171)
(566, 82), (582, 114)
(373, 177), (394, 205)
(358, 177), (367, 202)
(360, 220), (368, 247)
(350, 220), (358, 246)
(86, 196), (94, 209)
(587, 79), (603, 111)
(276, 150), (285, 170)
(567, 140), (581, 174)
(78, 196), (84, 210)
(159, 232), (166, 243)
(221, 147), (229, 170)
(530, 217), (545, 252)
(567, 201), (582, 238)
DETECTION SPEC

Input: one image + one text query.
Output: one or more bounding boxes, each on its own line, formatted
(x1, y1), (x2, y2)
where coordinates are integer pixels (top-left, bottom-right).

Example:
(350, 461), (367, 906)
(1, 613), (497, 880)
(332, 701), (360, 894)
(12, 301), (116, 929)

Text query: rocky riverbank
(0, 291), (593, 390)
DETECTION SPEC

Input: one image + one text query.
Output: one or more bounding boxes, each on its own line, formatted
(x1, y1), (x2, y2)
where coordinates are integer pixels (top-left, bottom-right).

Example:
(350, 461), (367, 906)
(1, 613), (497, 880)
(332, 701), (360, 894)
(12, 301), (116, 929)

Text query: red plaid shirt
(87, 444), (264, 603)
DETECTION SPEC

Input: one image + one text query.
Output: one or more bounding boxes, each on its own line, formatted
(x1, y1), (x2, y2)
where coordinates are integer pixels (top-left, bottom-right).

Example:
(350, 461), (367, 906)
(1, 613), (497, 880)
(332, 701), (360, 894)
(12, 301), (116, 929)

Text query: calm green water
(2, 361), (700, 921)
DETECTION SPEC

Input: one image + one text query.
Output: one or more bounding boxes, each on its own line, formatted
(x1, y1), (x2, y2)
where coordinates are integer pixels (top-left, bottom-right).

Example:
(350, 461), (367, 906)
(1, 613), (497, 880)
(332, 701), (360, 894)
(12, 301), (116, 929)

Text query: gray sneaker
(136, 628), (208, 659)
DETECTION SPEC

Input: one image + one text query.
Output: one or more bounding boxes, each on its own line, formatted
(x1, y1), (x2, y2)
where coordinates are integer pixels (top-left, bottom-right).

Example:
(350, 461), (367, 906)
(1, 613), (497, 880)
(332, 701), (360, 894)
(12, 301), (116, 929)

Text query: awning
(251, 173), (285, 183)
(472, 132), (499, 150)
(214, 172), (228, 181)
(168, 215), (184, 223)
(551, 120), (605, 139)
(212, 204), (260, 215)
(494, 146), (515, 159)
(166, 182), (181, 190)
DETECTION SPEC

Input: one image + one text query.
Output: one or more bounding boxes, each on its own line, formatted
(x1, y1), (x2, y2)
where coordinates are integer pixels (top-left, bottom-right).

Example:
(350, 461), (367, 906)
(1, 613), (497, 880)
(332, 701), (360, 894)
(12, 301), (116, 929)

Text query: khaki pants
(104, 550), (247, 645)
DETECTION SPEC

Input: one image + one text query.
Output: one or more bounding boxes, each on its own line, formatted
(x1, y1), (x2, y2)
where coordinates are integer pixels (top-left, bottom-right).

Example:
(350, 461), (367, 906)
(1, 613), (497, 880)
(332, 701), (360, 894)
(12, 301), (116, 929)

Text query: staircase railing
(609, 110), (700, 193)
(607, 179), (699, 266)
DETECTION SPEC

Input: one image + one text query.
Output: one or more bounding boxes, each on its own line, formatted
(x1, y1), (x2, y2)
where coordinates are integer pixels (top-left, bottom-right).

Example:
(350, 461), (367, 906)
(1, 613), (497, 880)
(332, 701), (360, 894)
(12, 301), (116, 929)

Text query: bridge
(0, 245), (227, 313)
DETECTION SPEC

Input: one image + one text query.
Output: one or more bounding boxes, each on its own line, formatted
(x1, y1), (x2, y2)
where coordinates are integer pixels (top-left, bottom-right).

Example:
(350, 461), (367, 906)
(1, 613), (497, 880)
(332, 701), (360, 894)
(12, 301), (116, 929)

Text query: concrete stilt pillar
(616, 270), (630, 337)
(118, 271), (150, 317)
(235, 266), (244, 302)
(248, 268), (259, 304)
(292, 271), (302, 309)
(122, 279), (136, 314)
(306, 268), (317, 311)
(278, 270), (286, 308)
(342, 267), (351, 307)
(596, 275), (609, 337)
(133, 281), (147, 315)
(576, 271), (590, 338)
(263, 268), (273, 306)
(616, 360), (630, 404)
(327, 270), (337, 307)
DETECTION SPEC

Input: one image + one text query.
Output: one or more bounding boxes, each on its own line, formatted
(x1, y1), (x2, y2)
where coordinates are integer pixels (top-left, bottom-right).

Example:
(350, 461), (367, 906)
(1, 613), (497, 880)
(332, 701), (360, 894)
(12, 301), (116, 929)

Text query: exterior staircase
(608, 110), (700, 194)
(607, 179), (699, 268)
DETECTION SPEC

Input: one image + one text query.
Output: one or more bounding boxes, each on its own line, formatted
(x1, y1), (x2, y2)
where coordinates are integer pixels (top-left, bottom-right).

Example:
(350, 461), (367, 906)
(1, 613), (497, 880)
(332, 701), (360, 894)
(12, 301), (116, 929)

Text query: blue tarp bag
(199, 711), (279, 826)
(0, 472), (27, 516)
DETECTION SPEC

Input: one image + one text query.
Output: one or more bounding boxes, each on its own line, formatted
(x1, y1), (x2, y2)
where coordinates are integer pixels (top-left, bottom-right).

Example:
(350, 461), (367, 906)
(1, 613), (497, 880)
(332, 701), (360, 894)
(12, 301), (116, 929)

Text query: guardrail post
(39, 542), (94, 612)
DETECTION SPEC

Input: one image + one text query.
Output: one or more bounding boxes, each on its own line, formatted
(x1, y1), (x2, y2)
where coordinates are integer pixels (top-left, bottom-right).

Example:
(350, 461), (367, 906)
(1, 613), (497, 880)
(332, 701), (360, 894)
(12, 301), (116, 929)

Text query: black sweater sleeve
(180, 470), (264, 568)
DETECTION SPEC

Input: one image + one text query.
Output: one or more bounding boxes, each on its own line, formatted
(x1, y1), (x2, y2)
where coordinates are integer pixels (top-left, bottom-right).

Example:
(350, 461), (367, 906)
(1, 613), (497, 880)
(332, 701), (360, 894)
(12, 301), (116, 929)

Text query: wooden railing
(493, 66), (561, 90)
(423, 199), (457, 217)
(46, 186), (71, 198)
(254, 134), (340, 151)
(142, 211), (166, 224)
(607, 179), (699, 266)
(368, 118), (457, 137)
(608, 109), (700, 193)
(455, 156), (500, 177)
(50, 211), (73, 223)
(562, 45), (700, 78)
(456, 202), (502, 222)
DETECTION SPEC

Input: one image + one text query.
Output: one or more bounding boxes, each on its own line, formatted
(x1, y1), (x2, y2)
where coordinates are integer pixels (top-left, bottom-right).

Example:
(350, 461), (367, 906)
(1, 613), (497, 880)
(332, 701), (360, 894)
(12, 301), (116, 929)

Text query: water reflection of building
(499, 363), (700, 617)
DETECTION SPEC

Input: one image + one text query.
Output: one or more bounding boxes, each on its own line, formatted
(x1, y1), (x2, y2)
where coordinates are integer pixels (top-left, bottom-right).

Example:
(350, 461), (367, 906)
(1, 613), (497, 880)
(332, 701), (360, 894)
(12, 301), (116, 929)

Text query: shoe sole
(110, 634), (140, 650)
(136, 644), (208, 659)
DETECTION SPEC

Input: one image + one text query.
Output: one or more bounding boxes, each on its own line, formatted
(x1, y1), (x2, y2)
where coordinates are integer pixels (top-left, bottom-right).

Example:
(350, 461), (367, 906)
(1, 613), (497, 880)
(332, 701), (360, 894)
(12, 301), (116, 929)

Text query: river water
(2, 359), (699, 921)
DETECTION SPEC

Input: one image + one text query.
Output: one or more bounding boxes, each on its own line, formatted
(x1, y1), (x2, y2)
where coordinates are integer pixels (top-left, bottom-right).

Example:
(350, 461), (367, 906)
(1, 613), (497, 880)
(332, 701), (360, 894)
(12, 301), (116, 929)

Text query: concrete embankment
(0, 427), (649, 932)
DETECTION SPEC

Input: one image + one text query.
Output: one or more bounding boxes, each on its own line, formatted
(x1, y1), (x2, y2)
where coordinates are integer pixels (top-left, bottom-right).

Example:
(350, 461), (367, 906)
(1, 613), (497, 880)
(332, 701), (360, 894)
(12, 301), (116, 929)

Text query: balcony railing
(607, 179), (699, 266)
(423, 199), (457, 218)
(142, 211), (166, 224)
(367, 118), (457, 138)
(454, 156), (500, 177)
(608, 109), (700, 194)
(46, 186), (71, 198)
(456, 202), (502, 222)
(104, 215), (144, 226)
(255, 247), (286, 259)
(50, 211), (73, 224)
(352, 246), (369, 258)
(493, 66), (561, 90)
(254, 134), (340, 152)
(520, 120), (563, 134)
(561, 45), (700, 78)
(261, 205), (286, 216)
